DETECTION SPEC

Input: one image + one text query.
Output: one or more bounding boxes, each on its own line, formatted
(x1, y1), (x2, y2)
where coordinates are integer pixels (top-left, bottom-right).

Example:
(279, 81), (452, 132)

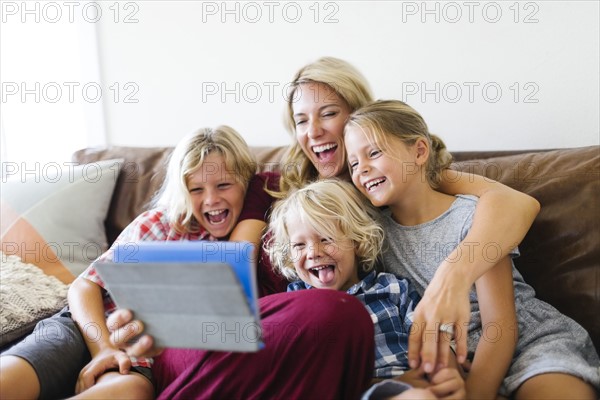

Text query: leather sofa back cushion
(452, 146), (599, 349)
(73, 145), (599, 349)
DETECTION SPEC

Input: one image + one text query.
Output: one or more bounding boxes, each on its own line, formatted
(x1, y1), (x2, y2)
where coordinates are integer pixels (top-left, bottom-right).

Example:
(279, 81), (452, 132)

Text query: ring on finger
(439, 323), (455, 336)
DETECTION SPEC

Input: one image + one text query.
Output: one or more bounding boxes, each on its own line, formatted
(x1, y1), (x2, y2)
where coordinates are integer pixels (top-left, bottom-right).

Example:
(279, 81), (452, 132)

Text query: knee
(0, 356), (41, 399)
(315, 290), (372, 330)
(291, 290), (373, 338)
(93, 371), (155, 399)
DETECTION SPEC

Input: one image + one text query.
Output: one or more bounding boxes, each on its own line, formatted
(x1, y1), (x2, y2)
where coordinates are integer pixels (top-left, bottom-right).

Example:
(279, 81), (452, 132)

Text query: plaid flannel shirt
(288, 271), (421, 378)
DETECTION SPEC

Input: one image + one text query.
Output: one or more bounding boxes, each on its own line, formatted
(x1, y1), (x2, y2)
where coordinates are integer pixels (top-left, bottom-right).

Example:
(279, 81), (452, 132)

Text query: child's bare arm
(410, 172), (539, 371)
(67, 277), (132, 393)
(230, 219), (266, 249)
(466, 256), (518, 399)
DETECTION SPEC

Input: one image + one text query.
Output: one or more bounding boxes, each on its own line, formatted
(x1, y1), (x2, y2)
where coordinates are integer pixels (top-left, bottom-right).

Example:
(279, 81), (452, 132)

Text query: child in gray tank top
(344, 100), (599, 399)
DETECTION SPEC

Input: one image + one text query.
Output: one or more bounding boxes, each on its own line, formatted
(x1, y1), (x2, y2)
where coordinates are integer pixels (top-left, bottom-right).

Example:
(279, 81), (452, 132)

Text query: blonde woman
(277, 57), (540, 372)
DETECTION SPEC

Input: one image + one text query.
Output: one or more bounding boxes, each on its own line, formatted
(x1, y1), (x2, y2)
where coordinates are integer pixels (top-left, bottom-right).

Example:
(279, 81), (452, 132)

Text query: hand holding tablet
(95, 241), (263, 352)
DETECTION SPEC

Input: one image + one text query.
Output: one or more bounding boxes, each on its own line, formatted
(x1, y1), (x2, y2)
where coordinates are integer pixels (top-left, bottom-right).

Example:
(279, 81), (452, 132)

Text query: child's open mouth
(312, 143), (337, 162)
(205, 209), (228, 224)
(364, 178), (386, 192)
(309, 265), (335, 284)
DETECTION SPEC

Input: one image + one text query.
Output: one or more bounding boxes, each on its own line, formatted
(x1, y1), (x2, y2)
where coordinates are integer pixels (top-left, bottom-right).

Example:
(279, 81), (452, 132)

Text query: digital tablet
(95, 241), (263, 352)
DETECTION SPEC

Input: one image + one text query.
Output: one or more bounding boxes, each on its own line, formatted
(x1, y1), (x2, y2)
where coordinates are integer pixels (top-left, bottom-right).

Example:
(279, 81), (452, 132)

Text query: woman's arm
(466, 256), (518, 399)
(438, 170), (540, 263)
(408, 171), (538, 372)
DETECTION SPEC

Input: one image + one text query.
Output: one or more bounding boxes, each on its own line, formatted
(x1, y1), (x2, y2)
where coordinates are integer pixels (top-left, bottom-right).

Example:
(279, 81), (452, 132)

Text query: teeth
(312, 143), (337, 153)
(309, 265), (332, 272)
(207, 209), (225, 215)
(365, 178), (385, 190)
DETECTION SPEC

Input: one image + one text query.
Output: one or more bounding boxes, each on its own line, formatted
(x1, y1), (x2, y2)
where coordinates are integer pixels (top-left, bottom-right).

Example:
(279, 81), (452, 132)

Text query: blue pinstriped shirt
(288, 271), (421, 378)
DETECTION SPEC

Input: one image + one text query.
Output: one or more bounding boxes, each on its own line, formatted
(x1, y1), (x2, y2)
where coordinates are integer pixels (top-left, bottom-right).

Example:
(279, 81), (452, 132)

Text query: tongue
(317, 147), (336, 163)
(318, 266), (335, 284)
(208, 211), (227, 224)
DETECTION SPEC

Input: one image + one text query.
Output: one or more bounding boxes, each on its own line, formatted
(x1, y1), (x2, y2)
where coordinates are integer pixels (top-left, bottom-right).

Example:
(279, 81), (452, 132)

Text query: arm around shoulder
(437, 170), (540, 283)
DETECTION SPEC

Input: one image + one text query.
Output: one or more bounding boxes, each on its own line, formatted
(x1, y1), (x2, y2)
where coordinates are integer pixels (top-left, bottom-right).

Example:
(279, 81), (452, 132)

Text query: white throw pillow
(1, 159), (122, 283)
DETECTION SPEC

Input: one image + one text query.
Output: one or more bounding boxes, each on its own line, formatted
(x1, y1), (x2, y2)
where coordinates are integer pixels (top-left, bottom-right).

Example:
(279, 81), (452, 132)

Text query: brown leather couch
(73, 145), (600, 351)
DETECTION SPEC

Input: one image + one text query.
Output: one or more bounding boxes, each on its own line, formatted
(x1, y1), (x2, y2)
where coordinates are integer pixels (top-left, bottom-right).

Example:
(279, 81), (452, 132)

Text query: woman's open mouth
(312, 143), (338, 162)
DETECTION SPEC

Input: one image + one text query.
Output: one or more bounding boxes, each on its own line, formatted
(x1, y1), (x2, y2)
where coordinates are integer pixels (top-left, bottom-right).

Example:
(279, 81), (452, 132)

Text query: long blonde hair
(277, 57), (374, 196)
(152, 126), (257, 233)
(266, 179), (383, 281)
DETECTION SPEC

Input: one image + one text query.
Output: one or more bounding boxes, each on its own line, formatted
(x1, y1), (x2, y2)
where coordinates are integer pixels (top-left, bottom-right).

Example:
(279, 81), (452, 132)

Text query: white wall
(1, 9), (105, 163)
(2, 1), (599, 158)
(95, 1), (599, 151)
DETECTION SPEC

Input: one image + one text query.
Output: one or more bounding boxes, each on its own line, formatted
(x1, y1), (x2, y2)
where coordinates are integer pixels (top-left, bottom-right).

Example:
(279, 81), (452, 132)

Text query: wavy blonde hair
(347, 100), (453, 188)
(266, 179), (383, 281)
(152, 126), (257, 233)
(276, 57), (374, 197)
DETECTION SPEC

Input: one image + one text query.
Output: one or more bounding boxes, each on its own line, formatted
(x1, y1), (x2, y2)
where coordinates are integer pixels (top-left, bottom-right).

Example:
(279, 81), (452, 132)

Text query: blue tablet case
(95, 241), (263, 352)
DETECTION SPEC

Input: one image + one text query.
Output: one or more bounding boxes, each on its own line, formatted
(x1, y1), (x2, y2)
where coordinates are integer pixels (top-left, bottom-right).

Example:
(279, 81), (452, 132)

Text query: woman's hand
(408, 263), (471, 373)
(106, 309), (164, 358)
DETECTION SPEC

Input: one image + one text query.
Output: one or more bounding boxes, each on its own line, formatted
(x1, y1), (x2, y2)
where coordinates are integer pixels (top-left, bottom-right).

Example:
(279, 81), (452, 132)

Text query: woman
(277, 56), (540, 372)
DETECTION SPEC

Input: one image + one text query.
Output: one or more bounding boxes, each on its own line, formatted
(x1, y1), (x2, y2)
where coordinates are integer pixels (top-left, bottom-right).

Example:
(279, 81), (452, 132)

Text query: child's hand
(387, 388), (437, 400)
(75, 347), (131, 393)
(428, 367), (466, 400)
(460, 358), (472, 372)
(107, 309), (164, 358)
(394, 367), (430, 388)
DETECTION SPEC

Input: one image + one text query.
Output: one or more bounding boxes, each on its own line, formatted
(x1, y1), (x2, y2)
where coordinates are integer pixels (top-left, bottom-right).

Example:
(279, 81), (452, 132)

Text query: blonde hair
(277, 57), (374, 196)
(347, 100), (453, 188)
(266, 179), (383, 281)
(153, 126), (257, 233)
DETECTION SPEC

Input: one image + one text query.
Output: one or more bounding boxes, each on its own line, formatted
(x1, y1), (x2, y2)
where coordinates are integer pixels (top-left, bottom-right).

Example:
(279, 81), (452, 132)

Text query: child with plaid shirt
(0, 126), (271, 399)
(266, 179), (465, 399)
